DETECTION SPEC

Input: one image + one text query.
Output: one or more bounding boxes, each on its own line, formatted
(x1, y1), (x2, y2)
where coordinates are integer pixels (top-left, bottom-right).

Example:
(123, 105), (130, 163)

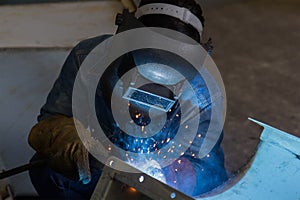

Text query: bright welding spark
(128, 187), (137, 193)
(129, 159), (166, 184)
(139, 176), (145, 183)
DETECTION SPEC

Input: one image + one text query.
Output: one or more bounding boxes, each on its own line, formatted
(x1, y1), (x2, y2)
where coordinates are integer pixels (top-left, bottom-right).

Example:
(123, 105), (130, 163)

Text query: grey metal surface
(197, 119), (300, 199)
(91, 120), (300, 200)
(91, 157), (194, 200)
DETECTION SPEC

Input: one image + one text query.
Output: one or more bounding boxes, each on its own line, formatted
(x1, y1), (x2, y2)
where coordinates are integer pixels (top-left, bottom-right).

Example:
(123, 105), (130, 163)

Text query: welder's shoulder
(73, 34), (113, 62)
(75, 34), (112, 51)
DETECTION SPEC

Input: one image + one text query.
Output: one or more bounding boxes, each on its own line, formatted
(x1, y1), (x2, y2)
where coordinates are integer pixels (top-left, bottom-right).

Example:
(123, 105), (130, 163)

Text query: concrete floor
(0, 0), (299, 196)
(202, 0), (300, 172)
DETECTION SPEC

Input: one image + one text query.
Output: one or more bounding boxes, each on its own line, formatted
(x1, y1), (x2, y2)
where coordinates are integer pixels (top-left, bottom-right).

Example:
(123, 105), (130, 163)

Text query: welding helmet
(132, 0), (216, 92)
(135, 0), (204, 41)
(115, 0), (207, 86)
(91, 0), (222, 159)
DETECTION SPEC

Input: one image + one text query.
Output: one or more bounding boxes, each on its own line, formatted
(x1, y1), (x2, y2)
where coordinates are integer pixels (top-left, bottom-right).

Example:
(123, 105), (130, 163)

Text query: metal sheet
(91, 118), (300, 200)
(197, 118), (300, 200)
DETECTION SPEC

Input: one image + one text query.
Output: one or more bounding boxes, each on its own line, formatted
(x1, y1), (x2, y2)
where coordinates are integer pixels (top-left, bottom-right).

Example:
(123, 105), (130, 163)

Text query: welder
(28, 0), (228, 199)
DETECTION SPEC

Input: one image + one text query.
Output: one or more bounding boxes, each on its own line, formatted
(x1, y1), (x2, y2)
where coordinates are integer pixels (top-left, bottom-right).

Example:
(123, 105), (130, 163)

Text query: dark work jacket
(37, 34), (228, 196)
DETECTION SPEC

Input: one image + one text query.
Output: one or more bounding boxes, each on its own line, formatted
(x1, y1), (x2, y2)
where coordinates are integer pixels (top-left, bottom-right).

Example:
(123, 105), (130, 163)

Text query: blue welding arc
(108, 100), (182, 154)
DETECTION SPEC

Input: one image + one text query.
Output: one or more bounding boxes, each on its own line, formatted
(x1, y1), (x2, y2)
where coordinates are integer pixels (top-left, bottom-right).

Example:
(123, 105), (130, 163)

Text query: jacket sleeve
(37, 35), (112, 123)
(162, 106), (227, 196)
(162, 72), (227, 196)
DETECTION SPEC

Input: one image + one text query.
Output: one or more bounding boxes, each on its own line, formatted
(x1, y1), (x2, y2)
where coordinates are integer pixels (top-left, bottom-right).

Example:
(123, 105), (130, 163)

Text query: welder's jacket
(37, 35), (227, 196)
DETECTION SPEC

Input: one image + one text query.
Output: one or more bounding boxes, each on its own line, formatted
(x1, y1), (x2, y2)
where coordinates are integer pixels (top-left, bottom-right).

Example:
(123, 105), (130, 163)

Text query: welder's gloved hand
(28, 114), (91, 184)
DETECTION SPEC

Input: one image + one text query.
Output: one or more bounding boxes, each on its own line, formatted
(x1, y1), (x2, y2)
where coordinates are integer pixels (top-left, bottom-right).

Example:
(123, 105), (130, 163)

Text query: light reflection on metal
(197, 118), (300, 200)
(91, 118), (300, 200)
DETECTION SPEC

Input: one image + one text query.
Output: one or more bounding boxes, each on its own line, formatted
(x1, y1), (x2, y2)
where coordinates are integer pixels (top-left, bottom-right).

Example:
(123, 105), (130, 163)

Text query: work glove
(28, 114), (91, 184)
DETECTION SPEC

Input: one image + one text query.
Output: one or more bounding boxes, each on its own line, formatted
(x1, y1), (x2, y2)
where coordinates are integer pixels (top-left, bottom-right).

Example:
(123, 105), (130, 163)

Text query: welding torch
(0, 159), (47, 180)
